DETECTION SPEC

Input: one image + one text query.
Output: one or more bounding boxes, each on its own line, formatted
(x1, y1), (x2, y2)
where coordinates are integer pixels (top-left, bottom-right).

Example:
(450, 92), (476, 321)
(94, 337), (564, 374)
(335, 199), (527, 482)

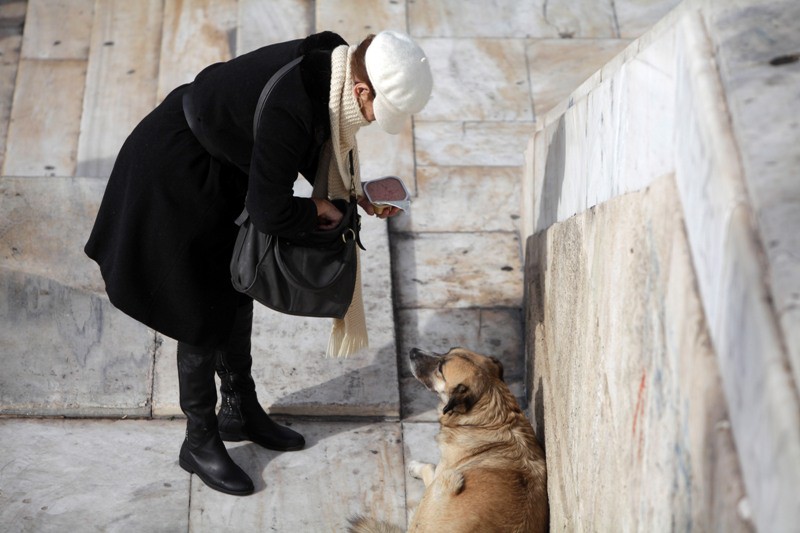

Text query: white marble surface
(709, 0), (800, 404)
(0, 177), (155, 416)
(390, 166), (521, 234)
(526, 39), (630, 116)
(189, 420), (407, 532)
(416, 38), (533, 123)
(391, 231), (523, 309)
(415, 121), (535, 168)
(0, 419), (189, 532)
(673, 12), (800, 531)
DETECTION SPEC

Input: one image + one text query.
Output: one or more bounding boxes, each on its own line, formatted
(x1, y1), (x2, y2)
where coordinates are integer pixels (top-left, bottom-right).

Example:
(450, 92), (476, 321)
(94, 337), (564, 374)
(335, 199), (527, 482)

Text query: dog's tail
(347, 515), (404, 533)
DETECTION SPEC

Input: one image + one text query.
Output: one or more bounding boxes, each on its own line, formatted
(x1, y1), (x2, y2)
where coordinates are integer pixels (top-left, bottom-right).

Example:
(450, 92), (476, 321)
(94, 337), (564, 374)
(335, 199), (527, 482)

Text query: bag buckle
(342, 228), (356, 243)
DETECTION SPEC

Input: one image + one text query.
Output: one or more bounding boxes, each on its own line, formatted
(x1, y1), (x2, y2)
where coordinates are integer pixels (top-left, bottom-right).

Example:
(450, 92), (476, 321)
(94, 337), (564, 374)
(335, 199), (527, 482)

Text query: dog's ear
(443, 384), (477, 415)
(489, 356), (505, 382)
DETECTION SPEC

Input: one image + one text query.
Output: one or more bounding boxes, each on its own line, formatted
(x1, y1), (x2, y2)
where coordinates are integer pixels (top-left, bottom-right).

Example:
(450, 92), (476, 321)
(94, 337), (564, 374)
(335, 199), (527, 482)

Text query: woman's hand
(358, 196), (401, 219)
(312, 198), (344, 230)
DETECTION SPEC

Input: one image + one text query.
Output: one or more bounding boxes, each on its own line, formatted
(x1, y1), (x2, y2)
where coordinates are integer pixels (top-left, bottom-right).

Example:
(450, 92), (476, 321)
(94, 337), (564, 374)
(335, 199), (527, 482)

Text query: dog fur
(349, 347), (548, 533)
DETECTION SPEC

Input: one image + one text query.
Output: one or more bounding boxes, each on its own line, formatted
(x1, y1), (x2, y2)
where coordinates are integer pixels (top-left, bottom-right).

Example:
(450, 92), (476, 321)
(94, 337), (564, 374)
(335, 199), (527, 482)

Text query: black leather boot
(216, 351), (306, 452)
(177, 342), (254, 496)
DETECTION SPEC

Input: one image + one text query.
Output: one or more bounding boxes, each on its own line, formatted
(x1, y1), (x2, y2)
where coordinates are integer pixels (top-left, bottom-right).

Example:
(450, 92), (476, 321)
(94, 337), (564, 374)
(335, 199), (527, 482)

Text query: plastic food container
(362, 176), (411, 212)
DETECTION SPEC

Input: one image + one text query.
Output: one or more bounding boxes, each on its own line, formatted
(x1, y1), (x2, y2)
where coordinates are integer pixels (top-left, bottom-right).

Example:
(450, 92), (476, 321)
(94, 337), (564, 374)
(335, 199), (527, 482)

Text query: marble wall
(522, 0), (800, 530)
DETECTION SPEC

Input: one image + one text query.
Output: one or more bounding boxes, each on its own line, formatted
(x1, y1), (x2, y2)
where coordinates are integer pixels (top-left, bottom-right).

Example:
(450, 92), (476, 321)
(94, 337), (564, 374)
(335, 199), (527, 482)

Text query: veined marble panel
(526, 175), (750, 530)
(391, 231), (523, 309)
(415, 38), (532, 123)
(20, 0), (93, 59)
(709, 0), (800, 402)
(237, 0), (312, 55)
(524, 24), (676, 239)
(415, 121), (534, 167)
(390, 166), (521, 233)
(0, 419), (189, 532)
(316, 0), (407, 44)
(673, 12), (800, 531)
(526, 39), (630, 116)
(157, 0), (237, 101)
(188, 421), (407, 532)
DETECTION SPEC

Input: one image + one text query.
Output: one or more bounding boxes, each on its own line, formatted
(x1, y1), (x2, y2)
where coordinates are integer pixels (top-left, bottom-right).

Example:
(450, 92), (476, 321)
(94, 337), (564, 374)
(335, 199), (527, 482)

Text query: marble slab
(358, 121), (416, 196)
(20, 0), (93, 60)
(76, 0), (162, 178)
(415, 38), (532, 123)
(408, 0), (552, 38)
(390, 165), (521, 233)
(316, 0), (406, 44)
(153, 214), (400, 418)
(673, 12), (800, 530)
(391, 231), (523, 309)
(709, 0), (800, 405)
(0, 7), (23, 172)
(2, 59), (86, 177)
(538, 0), (617, 39)
(189, 420), (407, 532)
(157, 0), (237, 101)
(0, 269), (156, 417)
(415, 121), (534, 168)
(525, 175), (751, 530)
(0, 418), (189, 532)
(0, 177), (156, 416)
(0, 177), (105, 292)
(523, 24), (676, 239)
(526, 39), (630, 116)
(237, 0), (311, 56)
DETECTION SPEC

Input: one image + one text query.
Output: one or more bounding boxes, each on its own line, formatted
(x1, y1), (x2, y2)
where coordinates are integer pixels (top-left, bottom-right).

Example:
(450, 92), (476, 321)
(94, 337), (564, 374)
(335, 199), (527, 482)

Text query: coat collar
(299, 32), (348, 144)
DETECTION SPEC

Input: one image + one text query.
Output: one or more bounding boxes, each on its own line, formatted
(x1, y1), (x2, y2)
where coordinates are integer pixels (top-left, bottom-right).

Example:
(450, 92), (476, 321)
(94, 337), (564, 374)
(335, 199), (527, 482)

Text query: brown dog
(349, 347), (548, 533)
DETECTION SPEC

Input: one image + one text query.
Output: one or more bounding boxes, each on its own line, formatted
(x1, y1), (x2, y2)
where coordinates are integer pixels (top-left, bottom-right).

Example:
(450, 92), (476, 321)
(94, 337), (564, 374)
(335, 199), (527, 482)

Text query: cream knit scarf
(317, 44), (370, 357)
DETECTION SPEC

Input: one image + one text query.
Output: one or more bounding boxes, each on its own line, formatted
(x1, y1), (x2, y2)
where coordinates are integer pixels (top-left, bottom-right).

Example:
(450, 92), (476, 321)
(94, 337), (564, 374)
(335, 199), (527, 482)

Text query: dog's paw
(408, 460), (434, 480)
(440, 471), (465, 495)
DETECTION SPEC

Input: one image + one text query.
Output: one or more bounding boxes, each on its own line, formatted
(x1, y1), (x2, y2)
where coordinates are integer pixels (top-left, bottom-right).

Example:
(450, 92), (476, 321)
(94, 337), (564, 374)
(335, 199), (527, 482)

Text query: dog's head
(409, 347), (505, 417)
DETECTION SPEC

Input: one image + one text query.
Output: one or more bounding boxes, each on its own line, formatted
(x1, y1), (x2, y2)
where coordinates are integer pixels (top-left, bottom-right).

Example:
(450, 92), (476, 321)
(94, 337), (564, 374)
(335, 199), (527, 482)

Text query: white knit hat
(365, 31), (433, 135)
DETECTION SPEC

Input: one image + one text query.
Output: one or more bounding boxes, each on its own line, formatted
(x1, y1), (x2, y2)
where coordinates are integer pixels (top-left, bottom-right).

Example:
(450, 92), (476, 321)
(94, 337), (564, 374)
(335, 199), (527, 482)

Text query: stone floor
(0, 0), (679, 531)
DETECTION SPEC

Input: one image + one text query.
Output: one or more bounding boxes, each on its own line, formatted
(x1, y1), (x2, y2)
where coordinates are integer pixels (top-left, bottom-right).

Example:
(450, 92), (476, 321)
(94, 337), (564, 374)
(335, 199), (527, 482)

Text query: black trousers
(177, 299), (253, 356)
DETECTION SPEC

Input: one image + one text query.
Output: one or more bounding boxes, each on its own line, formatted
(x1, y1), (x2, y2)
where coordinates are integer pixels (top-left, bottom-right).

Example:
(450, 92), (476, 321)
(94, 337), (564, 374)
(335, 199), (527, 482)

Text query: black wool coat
(85, 32), (347, 347)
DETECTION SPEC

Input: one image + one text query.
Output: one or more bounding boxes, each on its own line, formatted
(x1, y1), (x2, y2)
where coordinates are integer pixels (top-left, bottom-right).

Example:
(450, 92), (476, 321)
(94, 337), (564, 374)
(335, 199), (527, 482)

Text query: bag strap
(252, 55), (304, 140)
(237, 55), (304, 226)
